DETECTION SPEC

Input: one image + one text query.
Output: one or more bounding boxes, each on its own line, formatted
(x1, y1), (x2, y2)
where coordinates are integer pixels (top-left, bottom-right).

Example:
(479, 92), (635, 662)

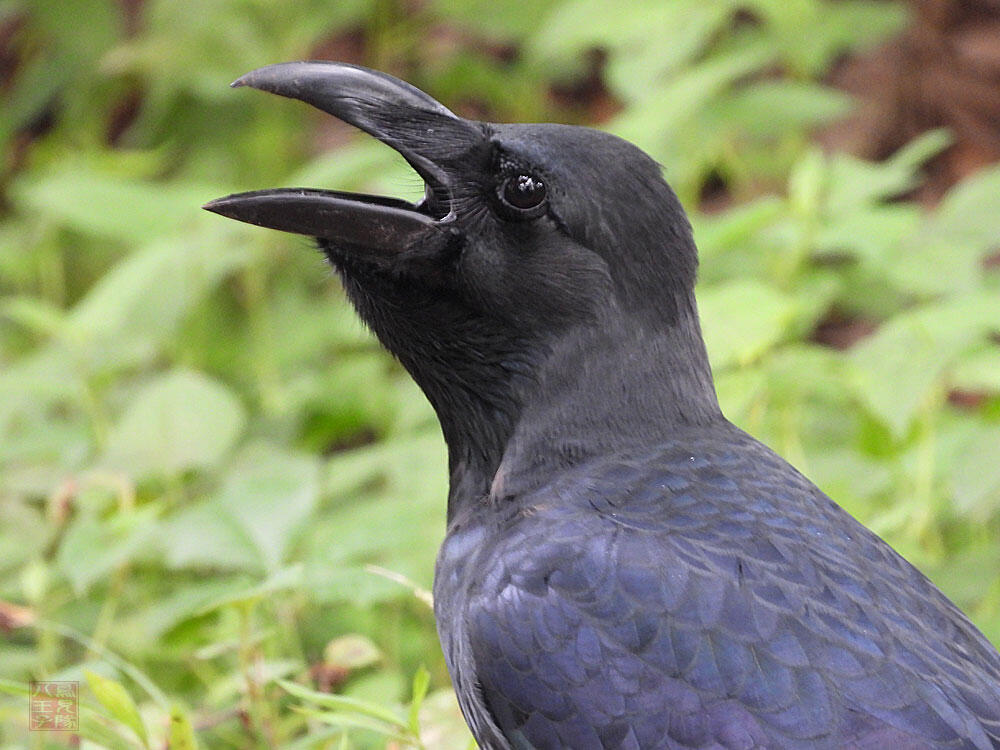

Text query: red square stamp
(29, 681), (79, 731)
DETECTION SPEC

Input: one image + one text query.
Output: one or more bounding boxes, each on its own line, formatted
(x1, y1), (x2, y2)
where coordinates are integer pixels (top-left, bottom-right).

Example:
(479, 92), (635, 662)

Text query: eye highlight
(499, 173), (547, 216)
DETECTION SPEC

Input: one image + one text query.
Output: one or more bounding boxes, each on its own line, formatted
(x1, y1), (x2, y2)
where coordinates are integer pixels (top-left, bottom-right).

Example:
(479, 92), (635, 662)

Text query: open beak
(203, 61), (480, 259)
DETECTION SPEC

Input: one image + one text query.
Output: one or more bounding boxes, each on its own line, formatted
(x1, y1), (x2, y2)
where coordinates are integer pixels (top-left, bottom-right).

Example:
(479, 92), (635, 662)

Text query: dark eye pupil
(504, 174), (546, 210)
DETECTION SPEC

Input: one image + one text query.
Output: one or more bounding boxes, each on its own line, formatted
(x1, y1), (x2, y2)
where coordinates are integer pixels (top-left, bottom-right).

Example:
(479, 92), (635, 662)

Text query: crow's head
(206, 62), (717, 501)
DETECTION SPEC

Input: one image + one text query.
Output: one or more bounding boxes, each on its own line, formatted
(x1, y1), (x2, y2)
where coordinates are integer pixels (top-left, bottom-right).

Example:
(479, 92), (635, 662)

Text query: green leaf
(698, 280), (798, 369)
(135, 579), (253, 641)
(343, 670), (406, 709)
(0, 295), (67, 339)
(888, 128), (954, 173)
(168, 705), (199, 750)
(217, 445), (321, 571)
(197, 565), (304, 614)
(693, 197), (784, 264)
(945, 424), (1000, 519)
(825, 129), (950, 213)
(57, 508), (159, 595)
(603, 3), (736, 101)
(324, 635), (383, 672)
(849, 294), (1000, 436)
(64, 237), (247, 370)
(408, 666), (431, 737)
(951, 347), (1000, 393)
(529, 0), (706, 70)
(84, 670), (149, 748)
(805, 448), (894, 520)
(929, 163), (1000, 249)
(894, 163), (1000, 294)
(78, 710), (139, 750)
(0, 53), (70, 147)
(611, 42), (773, 155)
(279, 727), (347, 750)
(101, 369), (246, 478)
(295, 708), (414, 744)
(430, 0), (555, 38)
(788, 147), (826, 218)
(303, 563), (417, 606)
(291, 140), (424, 202)
(744, 0), (905, 75)
(158, 502), (261, 572)
(817, 204), (921, 266)
(11, 166), (220, 243)
(716, 81), (851, 137)
(416, 688), (476, 750)
(923, 542), (1000, 607)
(0, 499), (51, 572)
(0, 678), (31, 697)
(279, 680), (406, 728)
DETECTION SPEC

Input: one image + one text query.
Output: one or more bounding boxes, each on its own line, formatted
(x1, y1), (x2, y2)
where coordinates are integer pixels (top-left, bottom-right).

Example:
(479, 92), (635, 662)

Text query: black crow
(205, 62), (1000, 749)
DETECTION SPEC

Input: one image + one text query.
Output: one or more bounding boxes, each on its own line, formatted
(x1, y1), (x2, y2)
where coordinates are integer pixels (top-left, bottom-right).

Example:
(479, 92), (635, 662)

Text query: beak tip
(202, 198), (228, 216)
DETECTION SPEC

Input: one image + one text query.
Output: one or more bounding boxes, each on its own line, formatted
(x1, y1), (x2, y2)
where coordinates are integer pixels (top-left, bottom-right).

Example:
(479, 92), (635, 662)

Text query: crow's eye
(499, 173), (547, 215)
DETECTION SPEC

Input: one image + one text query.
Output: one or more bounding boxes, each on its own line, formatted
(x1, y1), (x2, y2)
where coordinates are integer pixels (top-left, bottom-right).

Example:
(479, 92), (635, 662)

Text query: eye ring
(498, 173), (547, 217)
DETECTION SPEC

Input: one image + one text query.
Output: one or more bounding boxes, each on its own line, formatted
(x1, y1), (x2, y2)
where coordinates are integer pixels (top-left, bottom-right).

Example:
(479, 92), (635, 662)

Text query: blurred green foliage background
(1, 0), (999, 747)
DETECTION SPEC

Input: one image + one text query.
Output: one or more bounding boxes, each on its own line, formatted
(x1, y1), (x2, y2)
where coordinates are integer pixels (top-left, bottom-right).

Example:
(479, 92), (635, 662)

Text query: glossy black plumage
(206, 62), (1000, 749)
(439, 422), (1000, 748)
